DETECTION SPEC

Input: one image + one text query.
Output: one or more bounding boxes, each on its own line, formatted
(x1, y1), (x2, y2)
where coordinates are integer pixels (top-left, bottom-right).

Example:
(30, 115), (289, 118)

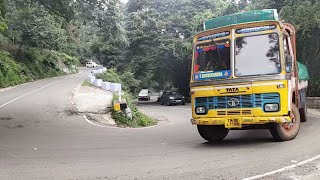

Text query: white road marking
(172, 107), (191, 111)
(82, 114), (160, 129)
(242, 154), (320, 180)
(83, 115), (108, 128)
(0, 80), (60, 109)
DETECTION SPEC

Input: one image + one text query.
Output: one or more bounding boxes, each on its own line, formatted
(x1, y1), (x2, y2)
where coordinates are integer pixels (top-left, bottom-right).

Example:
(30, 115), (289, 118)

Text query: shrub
(58, 52), (80, 68)
(120, 71), (141, 93)
(21, 48), (64, 79)
(0, 48), (79, 88)
(112, 91), (156, 127)
(96, 69), (141, 93)
(96, 68), (156, 127)
(96, 68), (123, 84)
(0, 51), (25, 87)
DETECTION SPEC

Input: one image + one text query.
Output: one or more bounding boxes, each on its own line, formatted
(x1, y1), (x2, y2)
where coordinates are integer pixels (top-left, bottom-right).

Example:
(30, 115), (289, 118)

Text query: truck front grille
(195, 93), (280, 110)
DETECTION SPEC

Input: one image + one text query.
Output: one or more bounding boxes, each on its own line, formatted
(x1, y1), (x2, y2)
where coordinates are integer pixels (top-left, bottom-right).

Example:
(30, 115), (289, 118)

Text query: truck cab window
(194, 40), (230, 73)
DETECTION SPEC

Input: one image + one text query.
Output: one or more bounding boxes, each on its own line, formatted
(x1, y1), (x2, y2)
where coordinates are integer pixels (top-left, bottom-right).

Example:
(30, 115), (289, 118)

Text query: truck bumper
(191, 116), (291, 128)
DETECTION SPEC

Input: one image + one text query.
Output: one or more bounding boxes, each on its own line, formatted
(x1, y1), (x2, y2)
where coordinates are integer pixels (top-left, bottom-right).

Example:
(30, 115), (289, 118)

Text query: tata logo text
(226, 88), (240, 92)
(227, 98), (240, 107)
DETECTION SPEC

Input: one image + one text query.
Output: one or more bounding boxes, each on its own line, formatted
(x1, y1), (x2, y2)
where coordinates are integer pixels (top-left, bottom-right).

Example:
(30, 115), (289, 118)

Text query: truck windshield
(193, 39), (231, 80)
(235, 33), (281, 76)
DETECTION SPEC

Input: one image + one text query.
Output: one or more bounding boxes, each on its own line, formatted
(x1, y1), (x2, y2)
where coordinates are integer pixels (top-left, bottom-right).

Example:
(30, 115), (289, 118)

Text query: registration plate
(225, 118), (242, 128)
(176, 100), (182, 102)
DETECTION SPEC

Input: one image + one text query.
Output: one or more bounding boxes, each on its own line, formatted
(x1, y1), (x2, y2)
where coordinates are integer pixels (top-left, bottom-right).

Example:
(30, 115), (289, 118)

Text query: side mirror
(285, 55), (293, 73)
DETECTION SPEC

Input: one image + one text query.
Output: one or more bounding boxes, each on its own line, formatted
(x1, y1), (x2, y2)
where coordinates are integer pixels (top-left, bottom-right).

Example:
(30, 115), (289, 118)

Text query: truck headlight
(264, 104), (279, 112)
(169, 97), (174, 100)
(196, 106), (206, 114)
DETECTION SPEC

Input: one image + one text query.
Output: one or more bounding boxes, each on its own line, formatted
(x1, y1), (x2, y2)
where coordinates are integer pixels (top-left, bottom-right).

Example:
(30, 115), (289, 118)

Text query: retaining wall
(307, 97), (320, 109)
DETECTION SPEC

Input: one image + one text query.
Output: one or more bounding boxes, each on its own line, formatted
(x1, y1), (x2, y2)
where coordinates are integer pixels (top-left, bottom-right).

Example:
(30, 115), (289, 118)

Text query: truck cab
(190, 10), (308, 142)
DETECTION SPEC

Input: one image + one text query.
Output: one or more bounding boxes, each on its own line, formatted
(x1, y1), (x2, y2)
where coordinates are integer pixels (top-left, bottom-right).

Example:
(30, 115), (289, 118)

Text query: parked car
(160, 91), (185, 106)
(86, 62), (98, 68)
(138, 89), (150, 101)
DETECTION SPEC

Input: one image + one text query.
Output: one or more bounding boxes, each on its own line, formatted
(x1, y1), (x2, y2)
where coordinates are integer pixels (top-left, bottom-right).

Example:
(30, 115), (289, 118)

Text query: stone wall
(307, 97), (320, 109)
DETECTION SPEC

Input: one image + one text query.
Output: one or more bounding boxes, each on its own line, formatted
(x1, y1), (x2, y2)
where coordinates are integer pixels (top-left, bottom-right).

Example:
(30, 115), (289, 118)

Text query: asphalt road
(0, 68), (320, 180)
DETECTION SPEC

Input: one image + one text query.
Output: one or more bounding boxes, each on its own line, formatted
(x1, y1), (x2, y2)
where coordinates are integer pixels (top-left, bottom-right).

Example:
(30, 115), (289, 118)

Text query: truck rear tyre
(197, 125), (229, 142)
(299, 105), (308, 122)
(270, 104), (301, 142)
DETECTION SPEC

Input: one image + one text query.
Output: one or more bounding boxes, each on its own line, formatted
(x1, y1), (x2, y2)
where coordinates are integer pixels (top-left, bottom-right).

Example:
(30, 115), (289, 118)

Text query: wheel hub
(282, 111), (296, 132)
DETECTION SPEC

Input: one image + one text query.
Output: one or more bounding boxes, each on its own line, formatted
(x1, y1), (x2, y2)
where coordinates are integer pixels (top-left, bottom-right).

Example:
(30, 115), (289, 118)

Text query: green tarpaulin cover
(297, 62), (309, 80)
(204, 9), (278, 31)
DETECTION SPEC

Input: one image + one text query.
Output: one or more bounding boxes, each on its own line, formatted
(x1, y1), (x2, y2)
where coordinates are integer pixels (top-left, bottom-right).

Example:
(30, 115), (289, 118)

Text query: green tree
(247, 0), (284, 11)
(280, 0), (320, 96)
(0, 0), (7, 31)
(4, 1), (68, 50)
(90, 0), (127, 67)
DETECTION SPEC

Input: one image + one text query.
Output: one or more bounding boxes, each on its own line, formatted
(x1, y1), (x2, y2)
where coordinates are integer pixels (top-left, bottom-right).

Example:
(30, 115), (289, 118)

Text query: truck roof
(203, 9), (279, 31)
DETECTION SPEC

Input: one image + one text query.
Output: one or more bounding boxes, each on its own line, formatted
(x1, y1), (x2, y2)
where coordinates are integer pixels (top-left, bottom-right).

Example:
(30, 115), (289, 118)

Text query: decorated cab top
(204, 9), (279, 31)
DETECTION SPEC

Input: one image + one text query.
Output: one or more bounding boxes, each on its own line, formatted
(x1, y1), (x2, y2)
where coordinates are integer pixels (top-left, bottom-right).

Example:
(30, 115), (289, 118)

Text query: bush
(96, 69), (141, 93)
(97, 68), (156, 127)
(96, 68), (123, 83)
(58, 52), (80, 71)
(21, 48), (64, 80)
(0, 51), (25, 87)
(112, 92), (157, 127)
(0, 48), (79, 88)
(120, 71), (141, 93)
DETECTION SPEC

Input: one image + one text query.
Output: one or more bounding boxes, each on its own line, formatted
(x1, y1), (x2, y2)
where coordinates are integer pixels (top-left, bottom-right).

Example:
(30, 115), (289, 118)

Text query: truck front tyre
(270, 104), (301, 142)
(197, 125), (229, 142)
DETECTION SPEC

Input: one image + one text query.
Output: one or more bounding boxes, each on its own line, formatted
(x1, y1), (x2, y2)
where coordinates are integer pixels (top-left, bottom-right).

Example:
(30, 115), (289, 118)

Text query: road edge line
(242, 154), (320, 180)
(0, 80), (60, 109)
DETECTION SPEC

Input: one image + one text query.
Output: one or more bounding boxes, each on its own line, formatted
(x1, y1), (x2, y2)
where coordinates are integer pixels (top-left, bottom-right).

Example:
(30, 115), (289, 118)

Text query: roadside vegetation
(97, 70), (156, 127)
(0, 49), (79, 88)
(0, 1), (80, 88)
(112, 92), (156, 128)
(96, 69), (141, 94)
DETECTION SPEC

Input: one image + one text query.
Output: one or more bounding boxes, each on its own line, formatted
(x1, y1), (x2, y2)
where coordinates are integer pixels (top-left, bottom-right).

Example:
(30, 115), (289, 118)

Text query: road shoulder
(72, 85), (116, 126)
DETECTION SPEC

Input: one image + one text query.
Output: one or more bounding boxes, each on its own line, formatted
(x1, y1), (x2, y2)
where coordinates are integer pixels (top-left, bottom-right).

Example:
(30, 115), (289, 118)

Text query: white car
(86, 62), (98, 68)
(138, 89), (150, 101)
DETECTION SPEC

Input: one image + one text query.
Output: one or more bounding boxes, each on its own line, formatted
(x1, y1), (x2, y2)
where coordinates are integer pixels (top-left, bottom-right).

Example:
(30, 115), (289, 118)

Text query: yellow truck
(190, 10), (309, 142)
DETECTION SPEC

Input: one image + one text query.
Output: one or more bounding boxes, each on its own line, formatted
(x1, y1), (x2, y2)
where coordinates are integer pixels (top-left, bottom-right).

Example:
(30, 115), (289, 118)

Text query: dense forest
(0, 0), (319, 96)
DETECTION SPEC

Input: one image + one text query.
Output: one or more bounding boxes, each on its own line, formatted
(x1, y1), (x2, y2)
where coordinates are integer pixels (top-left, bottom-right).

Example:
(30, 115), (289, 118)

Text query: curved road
(0, 69), (320, 180)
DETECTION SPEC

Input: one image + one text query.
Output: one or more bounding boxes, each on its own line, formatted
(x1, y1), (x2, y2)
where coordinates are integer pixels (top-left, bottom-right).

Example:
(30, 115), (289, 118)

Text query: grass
(112, 92), (157, 128)
(81, 80), (93, 86)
